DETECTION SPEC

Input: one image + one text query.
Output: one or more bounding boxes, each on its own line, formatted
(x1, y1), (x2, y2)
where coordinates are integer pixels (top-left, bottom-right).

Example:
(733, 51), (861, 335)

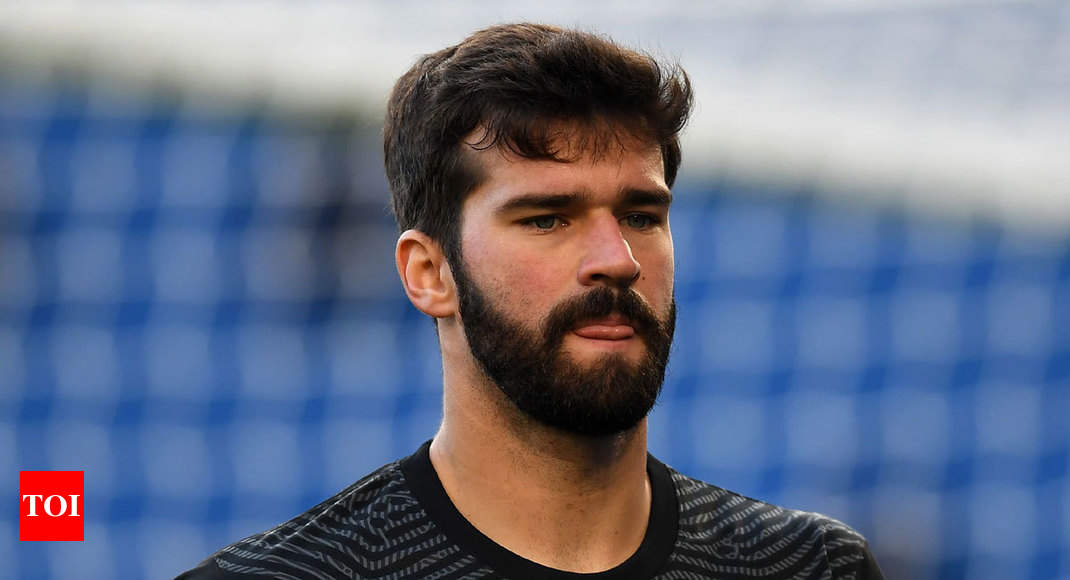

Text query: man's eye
(529, 216), (560, 230)
(623, 214), (655, 229)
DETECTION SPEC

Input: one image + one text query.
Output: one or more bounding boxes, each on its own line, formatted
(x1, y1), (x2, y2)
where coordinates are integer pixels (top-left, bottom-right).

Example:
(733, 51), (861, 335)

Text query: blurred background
(2, 1), (1068, 578)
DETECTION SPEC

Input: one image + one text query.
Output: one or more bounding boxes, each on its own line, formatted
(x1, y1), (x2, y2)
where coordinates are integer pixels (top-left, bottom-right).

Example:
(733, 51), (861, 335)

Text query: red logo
(20, 471), (84, 541)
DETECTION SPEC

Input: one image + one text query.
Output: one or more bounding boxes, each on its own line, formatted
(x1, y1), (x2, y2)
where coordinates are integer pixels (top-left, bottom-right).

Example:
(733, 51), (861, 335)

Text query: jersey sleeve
(173, 557), (227, 580)
(824, 521), (885, 580)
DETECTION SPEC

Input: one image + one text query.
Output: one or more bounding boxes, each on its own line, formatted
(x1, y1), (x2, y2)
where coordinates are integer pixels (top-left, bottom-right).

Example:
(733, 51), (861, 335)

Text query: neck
(430, 341), (652, 573)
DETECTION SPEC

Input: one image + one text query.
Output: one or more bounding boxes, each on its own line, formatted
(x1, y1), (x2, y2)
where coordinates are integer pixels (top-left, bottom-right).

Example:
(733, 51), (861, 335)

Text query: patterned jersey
(176, 442), (883, 579)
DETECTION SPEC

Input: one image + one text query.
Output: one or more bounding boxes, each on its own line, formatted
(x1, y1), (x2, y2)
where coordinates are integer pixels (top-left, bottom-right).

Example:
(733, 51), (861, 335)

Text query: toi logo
(20, 471), (84, 541)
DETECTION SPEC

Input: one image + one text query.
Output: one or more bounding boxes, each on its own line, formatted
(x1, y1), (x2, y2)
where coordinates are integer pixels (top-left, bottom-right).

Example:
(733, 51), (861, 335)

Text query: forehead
(461, 128), (667, 206)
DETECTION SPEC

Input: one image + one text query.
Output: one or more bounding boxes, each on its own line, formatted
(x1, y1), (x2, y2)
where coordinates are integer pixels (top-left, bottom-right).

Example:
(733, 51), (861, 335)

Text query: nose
(577, 215), (641, 288)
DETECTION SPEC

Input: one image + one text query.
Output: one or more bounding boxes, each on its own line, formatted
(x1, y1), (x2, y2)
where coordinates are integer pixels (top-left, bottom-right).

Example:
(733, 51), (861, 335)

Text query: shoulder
(174, 460), (423, 579)
(173, 556), (225, 580)
(665, 467), (883, 580)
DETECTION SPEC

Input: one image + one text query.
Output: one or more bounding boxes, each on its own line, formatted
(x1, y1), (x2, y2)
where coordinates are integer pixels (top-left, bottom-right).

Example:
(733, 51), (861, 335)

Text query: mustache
(541, 287), (664, 347)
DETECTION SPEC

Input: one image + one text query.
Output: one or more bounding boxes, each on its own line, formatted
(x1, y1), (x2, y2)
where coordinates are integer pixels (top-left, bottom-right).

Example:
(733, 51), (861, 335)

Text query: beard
(452, 260), (675, 437)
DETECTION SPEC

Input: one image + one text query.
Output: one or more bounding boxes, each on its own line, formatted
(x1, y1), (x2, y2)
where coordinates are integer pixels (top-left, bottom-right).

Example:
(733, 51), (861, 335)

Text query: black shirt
(177, 441), (883, 579)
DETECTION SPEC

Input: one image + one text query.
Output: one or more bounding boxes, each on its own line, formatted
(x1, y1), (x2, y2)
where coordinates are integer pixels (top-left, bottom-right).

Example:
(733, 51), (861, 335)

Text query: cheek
(463, 237), (566, 314)
(492, 254), (566, 309)
(636, 241), (675, 304)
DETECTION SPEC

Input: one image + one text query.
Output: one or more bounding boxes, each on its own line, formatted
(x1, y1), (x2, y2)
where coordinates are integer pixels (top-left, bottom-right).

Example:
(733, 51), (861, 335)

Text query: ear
(395, 230), (458, 319)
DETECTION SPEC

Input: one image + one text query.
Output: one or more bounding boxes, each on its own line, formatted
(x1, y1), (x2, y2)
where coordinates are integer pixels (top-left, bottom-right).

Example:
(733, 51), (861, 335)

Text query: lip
(572, 316), (636, 340)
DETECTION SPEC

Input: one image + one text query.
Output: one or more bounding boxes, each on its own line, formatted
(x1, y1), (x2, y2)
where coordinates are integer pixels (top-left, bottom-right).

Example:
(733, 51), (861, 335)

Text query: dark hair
(383, 23), (692, 264)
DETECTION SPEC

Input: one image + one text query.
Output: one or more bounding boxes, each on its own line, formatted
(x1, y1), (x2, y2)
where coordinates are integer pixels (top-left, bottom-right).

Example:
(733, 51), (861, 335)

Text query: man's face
(452, 131), (676, 437)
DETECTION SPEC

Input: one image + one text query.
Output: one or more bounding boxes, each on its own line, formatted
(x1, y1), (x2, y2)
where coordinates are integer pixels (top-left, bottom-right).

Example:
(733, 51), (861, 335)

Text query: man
(179, 23), (883, 579)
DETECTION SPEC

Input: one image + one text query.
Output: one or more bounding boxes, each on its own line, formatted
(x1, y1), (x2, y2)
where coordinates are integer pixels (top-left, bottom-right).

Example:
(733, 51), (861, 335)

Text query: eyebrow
(494, 188), (672, 215)
(495, 192), (588, 214)
(622, 188), (673, 208)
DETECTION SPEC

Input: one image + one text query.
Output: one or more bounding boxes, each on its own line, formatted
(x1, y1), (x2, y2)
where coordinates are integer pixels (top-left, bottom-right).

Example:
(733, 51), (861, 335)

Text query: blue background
(3, 78), (1068, 579)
